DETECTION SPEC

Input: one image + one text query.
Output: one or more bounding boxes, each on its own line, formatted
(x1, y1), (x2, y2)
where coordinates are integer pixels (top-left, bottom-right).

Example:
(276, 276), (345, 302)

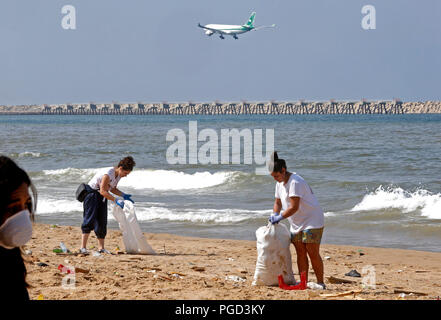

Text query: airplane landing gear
(219, 35), (225, 39)
(233, 34), (238, 40)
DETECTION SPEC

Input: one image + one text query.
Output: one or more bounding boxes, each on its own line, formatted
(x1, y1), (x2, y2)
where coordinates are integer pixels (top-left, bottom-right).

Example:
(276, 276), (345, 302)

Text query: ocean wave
(9, 152), (47, 158)
(35, 197), (270, 224)
(351, 186), (441, 220)
(36, 198), (83, 215)
(113, 206), (271, 224)
(39, 167), (245, 191)
(118, 169), (242, 191)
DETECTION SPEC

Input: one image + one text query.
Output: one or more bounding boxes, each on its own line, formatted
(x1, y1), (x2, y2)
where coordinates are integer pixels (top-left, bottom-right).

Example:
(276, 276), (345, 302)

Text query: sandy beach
(22, 223), (441, 300)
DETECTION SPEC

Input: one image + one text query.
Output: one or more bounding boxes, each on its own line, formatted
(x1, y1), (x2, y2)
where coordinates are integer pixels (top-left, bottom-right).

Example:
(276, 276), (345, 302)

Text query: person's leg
(304, 228), (325, 285)
(306, 243), (324, 284)
(293, 240), (309, 282)
(95, 197), (108, 251)
(81, 233), (90, 249)
(81, 193), (98, 250)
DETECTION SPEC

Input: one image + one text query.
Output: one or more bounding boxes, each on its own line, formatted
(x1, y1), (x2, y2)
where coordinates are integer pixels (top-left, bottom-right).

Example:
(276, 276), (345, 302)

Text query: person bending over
(80, 156), (135, 254)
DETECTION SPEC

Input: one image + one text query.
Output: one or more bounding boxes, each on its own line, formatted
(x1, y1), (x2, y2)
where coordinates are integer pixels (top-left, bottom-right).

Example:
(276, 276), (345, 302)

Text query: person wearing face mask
(268, 152), (326, 290)
(80, 156), (136, 255)
(0, 156), (37, 300)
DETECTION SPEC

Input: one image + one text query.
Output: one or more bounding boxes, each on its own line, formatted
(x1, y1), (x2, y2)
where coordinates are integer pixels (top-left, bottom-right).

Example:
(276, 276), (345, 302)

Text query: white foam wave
(35, 196), (269, 224)
(37, 198), (83, 215)
(42, 167), (101, 181)
(41, 167), (240, 190)
(118, 170), (239, 190)
(351, 186), (441, 219)
(10, 152), (45, 158)
(114, 206), (271, 223)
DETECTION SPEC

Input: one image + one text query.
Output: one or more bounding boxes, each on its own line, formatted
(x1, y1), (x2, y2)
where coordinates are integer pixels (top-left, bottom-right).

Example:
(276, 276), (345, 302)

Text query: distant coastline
(1, 100), (441, 115)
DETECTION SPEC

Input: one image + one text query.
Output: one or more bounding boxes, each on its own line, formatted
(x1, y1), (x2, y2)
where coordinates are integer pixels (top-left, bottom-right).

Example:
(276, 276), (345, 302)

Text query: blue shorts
(81, 191), (108, 239)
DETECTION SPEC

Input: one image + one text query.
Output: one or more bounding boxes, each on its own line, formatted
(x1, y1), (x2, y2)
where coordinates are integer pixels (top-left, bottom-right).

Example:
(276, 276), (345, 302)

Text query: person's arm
(99, 175), (116, 202)
(273, 198), (282, 214)
(110, 187), (123, 197)
(280, 196), (300, 219)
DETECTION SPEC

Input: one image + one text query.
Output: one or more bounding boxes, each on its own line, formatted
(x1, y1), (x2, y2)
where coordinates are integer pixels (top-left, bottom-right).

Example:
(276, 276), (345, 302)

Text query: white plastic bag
(252, 222), (295, 286)
(112, 200), (156, 255)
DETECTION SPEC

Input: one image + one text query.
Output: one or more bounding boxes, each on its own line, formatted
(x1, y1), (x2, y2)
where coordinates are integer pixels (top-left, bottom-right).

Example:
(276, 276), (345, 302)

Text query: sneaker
(307, 282), (327, 290)
(98, 249), (112, 254)
(317, 283), (327, 290)
(79, 248), (89, 254)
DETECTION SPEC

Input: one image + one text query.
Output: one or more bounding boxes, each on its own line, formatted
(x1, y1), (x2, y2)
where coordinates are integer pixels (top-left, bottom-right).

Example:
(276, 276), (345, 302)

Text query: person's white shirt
(275, 172), (324, 234)
(88, 167), (121, 191)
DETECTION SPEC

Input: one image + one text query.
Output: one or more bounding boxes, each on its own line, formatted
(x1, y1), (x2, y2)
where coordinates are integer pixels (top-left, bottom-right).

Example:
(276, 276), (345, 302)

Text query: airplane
(198, 12), (275, 40)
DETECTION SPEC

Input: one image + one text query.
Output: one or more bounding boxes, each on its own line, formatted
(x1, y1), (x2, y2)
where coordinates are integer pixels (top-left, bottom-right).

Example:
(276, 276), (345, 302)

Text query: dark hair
(117, 156), (136, 171)
(0, 155), (37, 299)
(269, 152), (287, 173)
(0, 156), (37, 219)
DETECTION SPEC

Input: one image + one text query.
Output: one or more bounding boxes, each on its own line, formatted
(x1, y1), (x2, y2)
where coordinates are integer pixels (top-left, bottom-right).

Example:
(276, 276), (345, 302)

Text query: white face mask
(0, 209), (33, 249)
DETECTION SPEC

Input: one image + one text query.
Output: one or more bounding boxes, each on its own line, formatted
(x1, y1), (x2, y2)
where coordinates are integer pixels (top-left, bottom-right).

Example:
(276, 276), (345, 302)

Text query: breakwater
(1, 100), (441, 115)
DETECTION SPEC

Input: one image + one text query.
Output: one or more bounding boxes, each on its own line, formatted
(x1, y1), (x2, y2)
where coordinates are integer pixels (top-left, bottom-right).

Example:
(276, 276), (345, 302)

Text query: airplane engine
(205, 30), (214, 36)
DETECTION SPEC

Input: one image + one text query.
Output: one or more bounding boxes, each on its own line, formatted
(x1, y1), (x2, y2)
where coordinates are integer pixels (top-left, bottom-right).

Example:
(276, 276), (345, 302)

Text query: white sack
(112, 200), (156, 254)
(252, 222), (295, 286)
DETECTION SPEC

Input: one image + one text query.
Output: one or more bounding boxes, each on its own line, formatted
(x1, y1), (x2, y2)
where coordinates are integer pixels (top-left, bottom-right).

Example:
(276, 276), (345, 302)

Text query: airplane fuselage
(204, 24), (252, 35)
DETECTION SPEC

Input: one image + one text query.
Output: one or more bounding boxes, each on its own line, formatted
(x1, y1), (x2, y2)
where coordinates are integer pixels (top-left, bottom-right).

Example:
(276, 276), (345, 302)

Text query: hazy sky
(0, 0), (440, 105)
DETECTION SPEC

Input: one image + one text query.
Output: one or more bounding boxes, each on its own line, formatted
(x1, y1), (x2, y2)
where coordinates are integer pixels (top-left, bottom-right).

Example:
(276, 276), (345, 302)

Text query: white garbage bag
(112, 200), (156, 255)
(252, 222), (295, 286)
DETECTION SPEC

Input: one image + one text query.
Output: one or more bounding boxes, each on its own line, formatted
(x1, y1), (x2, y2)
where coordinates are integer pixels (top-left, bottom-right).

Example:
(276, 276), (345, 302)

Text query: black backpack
(75, 183), (93, 202)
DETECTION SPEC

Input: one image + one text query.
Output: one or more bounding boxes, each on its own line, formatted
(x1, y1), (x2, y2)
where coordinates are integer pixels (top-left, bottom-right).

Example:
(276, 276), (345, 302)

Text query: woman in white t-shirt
(79, 156), (136, 254)
(268, 152), (326, 289)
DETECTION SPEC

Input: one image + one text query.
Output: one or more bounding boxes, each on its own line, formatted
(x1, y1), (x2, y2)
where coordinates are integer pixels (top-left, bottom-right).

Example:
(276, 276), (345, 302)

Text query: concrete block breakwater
(1, 100), (441, 115)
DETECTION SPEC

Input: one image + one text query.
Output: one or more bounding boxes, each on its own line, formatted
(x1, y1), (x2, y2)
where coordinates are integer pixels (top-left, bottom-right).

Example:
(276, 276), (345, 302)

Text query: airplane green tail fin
(245, 12), (256, 27)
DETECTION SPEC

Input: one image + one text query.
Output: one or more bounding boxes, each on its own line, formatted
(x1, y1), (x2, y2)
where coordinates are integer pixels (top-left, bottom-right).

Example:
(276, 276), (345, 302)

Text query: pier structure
(0, 99), (419, 115)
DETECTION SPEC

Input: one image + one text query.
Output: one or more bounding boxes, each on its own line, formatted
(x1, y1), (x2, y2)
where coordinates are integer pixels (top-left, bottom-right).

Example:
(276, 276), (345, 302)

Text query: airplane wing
(198, 23), (217, 32)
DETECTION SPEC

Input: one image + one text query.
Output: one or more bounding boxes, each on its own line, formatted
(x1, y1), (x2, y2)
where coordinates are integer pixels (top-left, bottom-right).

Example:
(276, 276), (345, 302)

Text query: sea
(1, 114), (440, 252)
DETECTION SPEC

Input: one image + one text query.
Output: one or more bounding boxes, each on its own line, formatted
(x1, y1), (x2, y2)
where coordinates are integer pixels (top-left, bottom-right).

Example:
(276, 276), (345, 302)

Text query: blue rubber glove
(269, 213), (284, 225)
(115, 199), (125, 209)
(122, 193), (134, 203)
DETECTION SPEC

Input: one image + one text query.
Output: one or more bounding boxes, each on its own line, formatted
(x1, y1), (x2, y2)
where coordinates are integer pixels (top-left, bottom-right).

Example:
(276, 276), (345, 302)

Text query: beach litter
(74, 267), (89, 274)
(225, 275), (246, 282)
(58, 264), (74, 274)
(191, 266), (206, 272)
(37, 294), (44, 300)
(319, 289), (362, 299)
(154, 274), (173, 281)
(324, 256), (331, 261)
(60, 242), (70, 253)
(92, 251), (101, 257)
(345, 270), (361, 277)
(327, 276), (356, 284)
(25, 249), (32, 255)
(37, 262), (49, 267)
(393, 289), (428, 296)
